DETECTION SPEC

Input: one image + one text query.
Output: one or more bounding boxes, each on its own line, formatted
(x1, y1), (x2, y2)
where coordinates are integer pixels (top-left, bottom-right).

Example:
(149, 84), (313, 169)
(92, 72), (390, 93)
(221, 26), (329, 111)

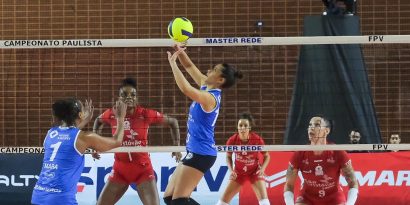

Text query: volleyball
(167, 17), (193, 42)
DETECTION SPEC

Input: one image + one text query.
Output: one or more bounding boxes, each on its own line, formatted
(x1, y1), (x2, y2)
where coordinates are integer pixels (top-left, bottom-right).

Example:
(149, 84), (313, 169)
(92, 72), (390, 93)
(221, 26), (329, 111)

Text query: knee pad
(163, 196), (173, 205)
(189, 197), (200, 205)
(216, 200), (229, 205)
(259, 198), (270, 205)
(171, 198), (190, 205)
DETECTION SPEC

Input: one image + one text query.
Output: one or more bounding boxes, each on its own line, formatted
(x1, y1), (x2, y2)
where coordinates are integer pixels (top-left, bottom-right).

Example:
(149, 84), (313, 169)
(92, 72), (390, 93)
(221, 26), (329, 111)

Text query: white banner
(1, 35), (410, 49)
(76, 153), (237, 205)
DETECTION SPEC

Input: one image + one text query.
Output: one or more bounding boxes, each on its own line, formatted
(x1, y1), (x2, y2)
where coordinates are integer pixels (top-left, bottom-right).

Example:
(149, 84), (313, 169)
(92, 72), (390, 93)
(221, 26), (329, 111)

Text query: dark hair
(120, 78), (137, 90)
(350, 129), (360, 135)
(52, 98), (81, 126)
(312, 115), (333, 137)
(321, 116), (333, 136)
(239, 112), (255, 127)
(220, 63), (243, 89)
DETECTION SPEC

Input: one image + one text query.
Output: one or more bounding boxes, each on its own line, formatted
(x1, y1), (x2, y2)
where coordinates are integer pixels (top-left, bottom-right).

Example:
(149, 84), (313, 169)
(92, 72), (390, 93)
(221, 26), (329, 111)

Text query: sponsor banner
(0, 147), (44, 154)
(77, 152), (236, 205)
(239, 151), (410, 205)
(0, 154), (43, 205)
(3, 151), (409, 204)
(0, 153), (234, 205)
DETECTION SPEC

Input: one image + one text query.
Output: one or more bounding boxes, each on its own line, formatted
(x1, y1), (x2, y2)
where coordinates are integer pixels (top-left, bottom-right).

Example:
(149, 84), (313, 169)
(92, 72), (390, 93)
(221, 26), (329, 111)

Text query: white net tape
(0, 144), (408, 154)
(0, 35), (409, 48)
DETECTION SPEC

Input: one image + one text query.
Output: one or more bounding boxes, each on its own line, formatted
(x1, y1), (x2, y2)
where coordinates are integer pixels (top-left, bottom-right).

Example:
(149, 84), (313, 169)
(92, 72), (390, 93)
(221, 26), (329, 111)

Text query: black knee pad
(171, 198), (190, 205)
(163, 196), (173, 205)
(189, 197), (200, 205)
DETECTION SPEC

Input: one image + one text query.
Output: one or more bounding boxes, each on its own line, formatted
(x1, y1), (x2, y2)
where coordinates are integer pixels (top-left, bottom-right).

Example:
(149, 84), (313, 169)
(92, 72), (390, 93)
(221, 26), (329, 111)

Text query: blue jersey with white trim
(31, 126), (84, 205)
(186, 85), (221, 156)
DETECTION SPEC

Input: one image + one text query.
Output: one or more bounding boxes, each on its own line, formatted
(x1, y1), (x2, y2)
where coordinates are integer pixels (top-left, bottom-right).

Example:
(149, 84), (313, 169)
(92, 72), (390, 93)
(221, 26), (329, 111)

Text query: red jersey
(101, 106), (164, 164)
(226, 132), (266, 175)
(290, 150), (350, 199)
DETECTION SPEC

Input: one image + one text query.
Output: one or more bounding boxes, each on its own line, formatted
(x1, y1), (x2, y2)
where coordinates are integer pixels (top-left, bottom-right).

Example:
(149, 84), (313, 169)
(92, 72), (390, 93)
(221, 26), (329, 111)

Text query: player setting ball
(168, 17), (193, 42)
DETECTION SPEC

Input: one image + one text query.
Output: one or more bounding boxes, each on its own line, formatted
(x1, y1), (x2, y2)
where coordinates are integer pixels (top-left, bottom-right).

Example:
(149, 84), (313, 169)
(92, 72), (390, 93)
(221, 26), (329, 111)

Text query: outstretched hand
(171, 152), (182, 163)
(82, 99), (94, 122)
(173, 42), (187, 51)
(229, 171), (238, 180)
(113, 100), (127, 119)
(167, 47), (186, 64)
(77, 99), (94, 129)
(92, 151), (101, 160)
(256, 167), (266, 177)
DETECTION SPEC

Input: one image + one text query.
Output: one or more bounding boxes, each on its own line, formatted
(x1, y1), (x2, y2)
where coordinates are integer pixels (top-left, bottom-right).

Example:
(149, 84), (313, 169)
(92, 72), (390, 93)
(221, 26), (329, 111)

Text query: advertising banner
(0, 154), (43, 205)
(76, 152), (235, 205)
(239, 151), (410, 205)
(1, 151), (409, 204)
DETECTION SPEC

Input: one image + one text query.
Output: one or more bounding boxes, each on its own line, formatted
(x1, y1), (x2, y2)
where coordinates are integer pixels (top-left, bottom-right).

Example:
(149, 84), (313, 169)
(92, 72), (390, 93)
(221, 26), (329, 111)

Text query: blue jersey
(186, 85), (221, 156)
(31, 126), (84, 205)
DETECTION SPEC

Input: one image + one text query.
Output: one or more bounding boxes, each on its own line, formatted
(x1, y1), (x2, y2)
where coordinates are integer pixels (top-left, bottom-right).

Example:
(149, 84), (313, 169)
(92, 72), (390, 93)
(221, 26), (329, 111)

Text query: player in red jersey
(283, 116), (359, 205)
(216, 113), (271, 205)
(94, 78), (181, 205)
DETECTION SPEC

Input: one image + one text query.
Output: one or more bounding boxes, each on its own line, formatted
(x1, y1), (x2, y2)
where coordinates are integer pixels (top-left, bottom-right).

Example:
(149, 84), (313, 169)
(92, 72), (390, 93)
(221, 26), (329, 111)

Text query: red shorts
(296, 189), (346, 205)
(233, 173), (264, 185)
(108, 160), (155, 185)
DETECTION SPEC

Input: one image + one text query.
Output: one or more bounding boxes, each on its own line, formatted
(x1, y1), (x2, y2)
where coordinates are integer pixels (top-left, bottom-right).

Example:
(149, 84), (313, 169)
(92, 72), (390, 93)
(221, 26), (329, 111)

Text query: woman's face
(237, 119), (251, 141)
(119, 86), (137, 107)
(205, 64), (225, 87)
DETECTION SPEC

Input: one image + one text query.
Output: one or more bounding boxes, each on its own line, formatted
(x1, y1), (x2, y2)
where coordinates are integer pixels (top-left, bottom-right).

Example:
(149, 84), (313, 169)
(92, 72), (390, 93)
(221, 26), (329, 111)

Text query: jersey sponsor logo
(319, 175), (333, 184)
(122, 140), (144, 146)
(315, 165), (324, 176)
(124, 121), (131, 130)
(57, 134), (70, 140)
(185, 153), (193, 160)
(34, 184), (62, 193)
(43, 163), (58, 170)
(327, 157), (335, 164)
(49, 130), (58, 138)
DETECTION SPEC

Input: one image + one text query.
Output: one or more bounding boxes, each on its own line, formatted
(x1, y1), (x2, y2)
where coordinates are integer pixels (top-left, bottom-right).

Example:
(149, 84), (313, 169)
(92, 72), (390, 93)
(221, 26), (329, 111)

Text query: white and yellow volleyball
(167, 17), (193, 42)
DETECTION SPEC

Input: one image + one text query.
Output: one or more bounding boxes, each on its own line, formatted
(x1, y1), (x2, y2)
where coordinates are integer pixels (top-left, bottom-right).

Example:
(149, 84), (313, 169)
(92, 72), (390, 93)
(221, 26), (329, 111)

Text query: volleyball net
(1, 35), (410, 205)
(1, 34), (408, 151)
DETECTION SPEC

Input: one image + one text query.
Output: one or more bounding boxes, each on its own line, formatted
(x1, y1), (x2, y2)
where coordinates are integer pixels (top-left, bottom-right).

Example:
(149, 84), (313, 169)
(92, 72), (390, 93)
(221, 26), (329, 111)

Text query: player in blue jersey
(163, 45), (243, 205)
(31, 98), (127, 205)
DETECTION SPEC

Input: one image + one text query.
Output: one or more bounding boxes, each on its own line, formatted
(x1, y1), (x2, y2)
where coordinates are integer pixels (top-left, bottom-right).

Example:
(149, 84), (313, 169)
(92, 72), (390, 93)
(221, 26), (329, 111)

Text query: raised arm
(174, 44), (207, 86)
(77, 99), (94, 129)
(76, 101), (127, 153)
(162, 115), (180, 146)
(283, 164), (298, 205)
(167, 48), (216, 112)
(162, 115), (182, 162)
(92, 114), (106, 135)
(342, 160), (359, 205)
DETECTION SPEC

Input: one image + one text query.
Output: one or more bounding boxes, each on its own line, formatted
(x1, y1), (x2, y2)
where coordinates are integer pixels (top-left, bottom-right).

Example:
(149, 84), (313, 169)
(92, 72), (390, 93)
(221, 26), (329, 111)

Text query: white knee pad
(259, 198), (270, 205)
(215, 200), (229, 205)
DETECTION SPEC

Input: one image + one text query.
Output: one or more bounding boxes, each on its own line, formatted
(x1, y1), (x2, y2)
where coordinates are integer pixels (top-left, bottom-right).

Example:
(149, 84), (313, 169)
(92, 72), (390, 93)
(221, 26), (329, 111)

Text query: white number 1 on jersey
(49, 141), (62, 161)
